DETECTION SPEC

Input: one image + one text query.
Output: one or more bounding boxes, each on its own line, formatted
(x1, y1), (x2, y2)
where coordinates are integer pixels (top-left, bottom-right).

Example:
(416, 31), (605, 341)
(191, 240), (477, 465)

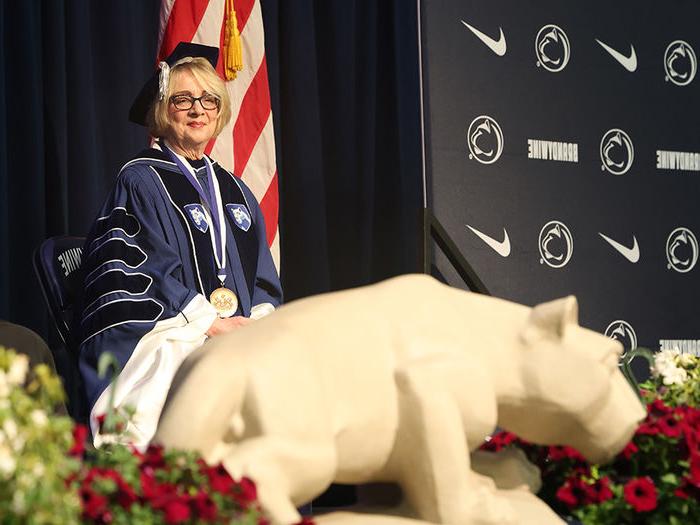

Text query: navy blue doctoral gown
(78, 144), (282, 446)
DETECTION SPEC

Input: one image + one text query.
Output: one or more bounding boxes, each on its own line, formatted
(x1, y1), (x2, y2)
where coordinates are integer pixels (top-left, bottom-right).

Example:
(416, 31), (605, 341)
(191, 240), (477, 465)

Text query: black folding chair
(33, 235), (87, 420)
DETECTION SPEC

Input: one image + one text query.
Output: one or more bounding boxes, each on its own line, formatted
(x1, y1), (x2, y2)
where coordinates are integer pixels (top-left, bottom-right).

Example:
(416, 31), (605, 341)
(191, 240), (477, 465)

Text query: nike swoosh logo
(599, 233), (640, 263)
(467, 225), (511, 257)
(595, 39), (637, 72)
(461, 20), (507, 56)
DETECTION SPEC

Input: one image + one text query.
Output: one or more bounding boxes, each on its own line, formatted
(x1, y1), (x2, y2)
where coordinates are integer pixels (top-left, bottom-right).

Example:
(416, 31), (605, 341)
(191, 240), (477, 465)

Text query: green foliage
(0, 346), (82, 524)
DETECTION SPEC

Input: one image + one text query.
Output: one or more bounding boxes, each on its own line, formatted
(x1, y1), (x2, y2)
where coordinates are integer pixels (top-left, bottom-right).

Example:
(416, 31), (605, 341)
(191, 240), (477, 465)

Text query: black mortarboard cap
(128, 42), (219, 126)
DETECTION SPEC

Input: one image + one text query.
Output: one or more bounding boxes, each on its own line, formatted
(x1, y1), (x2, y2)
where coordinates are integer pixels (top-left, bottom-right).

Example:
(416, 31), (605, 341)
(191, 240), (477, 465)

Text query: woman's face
(165, 69), (219, 153)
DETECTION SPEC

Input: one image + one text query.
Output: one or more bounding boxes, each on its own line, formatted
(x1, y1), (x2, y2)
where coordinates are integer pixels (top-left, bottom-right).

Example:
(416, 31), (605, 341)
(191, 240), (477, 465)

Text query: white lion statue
(154, 274), (645, 525)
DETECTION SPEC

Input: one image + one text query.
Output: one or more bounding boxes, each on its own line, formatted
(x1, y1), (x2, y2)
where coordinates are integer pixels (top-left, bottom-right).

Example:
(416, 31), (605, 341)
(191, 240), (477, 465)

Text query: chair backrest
(33, 236), (86, 353)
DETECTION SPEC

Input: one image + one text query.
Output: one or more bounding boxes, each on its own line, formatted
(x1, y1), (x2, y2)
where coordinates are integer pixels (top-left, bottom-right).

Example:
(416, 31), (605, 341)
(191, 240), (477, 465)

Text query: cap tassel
(158, 61), (171, 100)
(224, 0), (243, 80)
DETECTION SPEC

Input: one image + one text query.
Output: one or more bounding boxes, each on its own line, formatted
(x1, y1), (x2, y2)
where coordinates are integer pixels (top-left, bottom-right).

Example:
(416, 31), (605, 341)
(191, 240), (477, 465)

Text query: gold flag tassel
(224, 0), (243, 80)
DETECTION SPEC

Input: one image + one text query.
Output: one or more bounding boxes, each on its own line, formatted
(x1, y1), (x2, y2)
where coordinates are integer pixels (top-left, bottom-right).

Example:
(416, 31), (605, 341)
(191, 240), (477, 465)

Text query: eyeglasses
(169, 93), (221, 111)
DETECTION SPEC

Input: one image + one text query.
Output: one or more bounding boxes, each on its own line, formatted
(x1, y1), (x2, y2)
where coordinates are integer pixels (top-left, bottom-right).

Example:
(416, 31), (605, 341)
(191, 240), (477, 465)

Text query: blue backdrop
(422, 0), (700, 359)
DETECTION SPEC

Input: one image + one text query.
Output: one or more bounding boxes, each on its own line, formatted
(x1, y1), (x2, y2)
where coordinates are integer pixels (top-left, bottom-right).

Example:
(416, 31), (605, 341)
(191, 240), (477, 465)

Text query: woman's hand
(206, 316), (251, 337)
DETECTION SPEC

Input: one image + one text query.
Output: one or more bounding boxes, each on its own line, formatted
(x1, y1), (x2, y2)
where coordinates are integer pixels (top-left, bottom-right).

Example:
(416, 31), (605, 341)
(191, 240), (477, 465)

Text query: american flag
(158, 0), (280, 270)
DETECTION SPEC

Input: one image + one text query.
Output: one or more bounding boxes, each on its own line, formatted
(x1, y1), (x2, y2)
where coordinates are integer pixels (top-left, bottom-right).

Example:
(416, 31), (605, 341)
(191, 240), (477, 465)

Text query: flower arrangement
(71, 439), (268, 524)
(482, 348), (700, 524)
(0, 346), (314, 524)
(0, 347), (81, 523)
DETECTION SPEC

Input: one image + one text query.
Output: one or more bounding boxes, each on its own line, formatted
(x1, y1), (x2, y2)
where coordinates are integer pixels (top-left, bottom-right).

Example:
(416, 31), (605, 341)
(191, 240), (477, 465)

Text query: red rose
(294, 518), (316, 525)
(495, 431), (518, 446)
(82, 466), (102, 484)
(193, 491), (218, 521)
(676, 478), (700, 500)
(69, 425), (89, 457)
(115, 477), (138, 509)
(624, 477), (657, 512)
(150, 490), (180, 511)
(688, 454), (700, 488)
(206, 464), (235, 494)
(675, 478), (691, 500)
(141, 471), (177, 506)
(657, 413), (682, 438)
(683, 406), (700, 428)
(142, 445), (166, 470)
(649, 399), (671, 416)
(555, 483), (579, 508)
(140, 471), (159, 499)
(636, 421), (660, 436)
(107, 470), (138, 509)
(556, 477), (589, 508)
(571, 465), (591, 476)
(480, 431), (519, 452)
(684, 425), (700, 455)
(621, 441), (639, 459)
(675, 486), (690, 499)
(163, 498), (191, 524)
(586, 477), (613, 504)
(81, 468), (138, 511)
(234, 477), (258, 507)
(79, 485), (109, 520)
(547, 446), (585, 462)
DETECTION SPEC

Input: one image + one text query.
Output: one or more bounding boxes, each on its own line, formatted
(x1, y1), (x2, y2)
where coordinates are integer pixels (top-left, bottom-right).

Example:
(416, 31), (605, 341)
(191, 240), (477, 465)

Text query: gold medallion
(210, 287), (238, 318)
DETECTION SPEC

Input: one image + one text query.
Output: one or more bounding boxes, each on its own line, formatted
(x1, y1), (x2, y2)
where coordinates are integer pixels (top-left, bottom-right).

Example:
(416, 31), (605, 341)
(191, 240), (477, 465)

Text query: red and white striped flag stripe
(158, 0), (280, 271)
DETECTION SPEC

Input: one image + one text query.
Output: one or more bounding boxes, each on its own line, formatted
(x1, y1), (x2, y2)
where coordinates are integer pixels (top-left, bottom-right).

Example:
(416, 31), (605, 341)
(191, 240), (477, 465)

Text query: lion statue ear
(521, 296), (579, 343)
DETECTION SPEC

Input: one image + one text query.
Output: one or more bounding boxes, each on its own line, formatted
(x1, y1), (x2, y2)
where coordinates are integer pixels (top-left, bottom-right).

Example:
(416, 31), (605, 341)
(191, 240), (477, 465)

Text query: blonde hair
(147, 57), (231, 138)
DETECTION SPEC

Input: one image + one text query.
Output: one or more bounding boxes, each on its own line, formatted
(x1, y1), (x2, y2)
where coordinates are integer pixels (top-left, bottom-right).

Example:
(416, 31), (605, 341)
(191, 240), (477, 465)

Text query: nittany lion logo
(538, 220), (573, 268)
(467, 116), (504, 164)
(600, 129), (634, 175)
(664, 40), (697, 87)
(605, 320), (638, 356)
(184, 204), (209, 233)
(535, 24), (570, 73)
(226, 204), (252, 232)
(666, 227), (698, 273)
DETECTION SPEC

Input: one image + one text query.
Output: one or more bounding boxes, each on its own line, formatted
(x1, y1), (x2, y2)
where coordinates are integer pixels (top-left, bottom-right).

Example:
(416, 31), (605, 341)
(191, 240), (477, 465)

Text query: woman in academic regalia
(78, 42), (282, 447)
